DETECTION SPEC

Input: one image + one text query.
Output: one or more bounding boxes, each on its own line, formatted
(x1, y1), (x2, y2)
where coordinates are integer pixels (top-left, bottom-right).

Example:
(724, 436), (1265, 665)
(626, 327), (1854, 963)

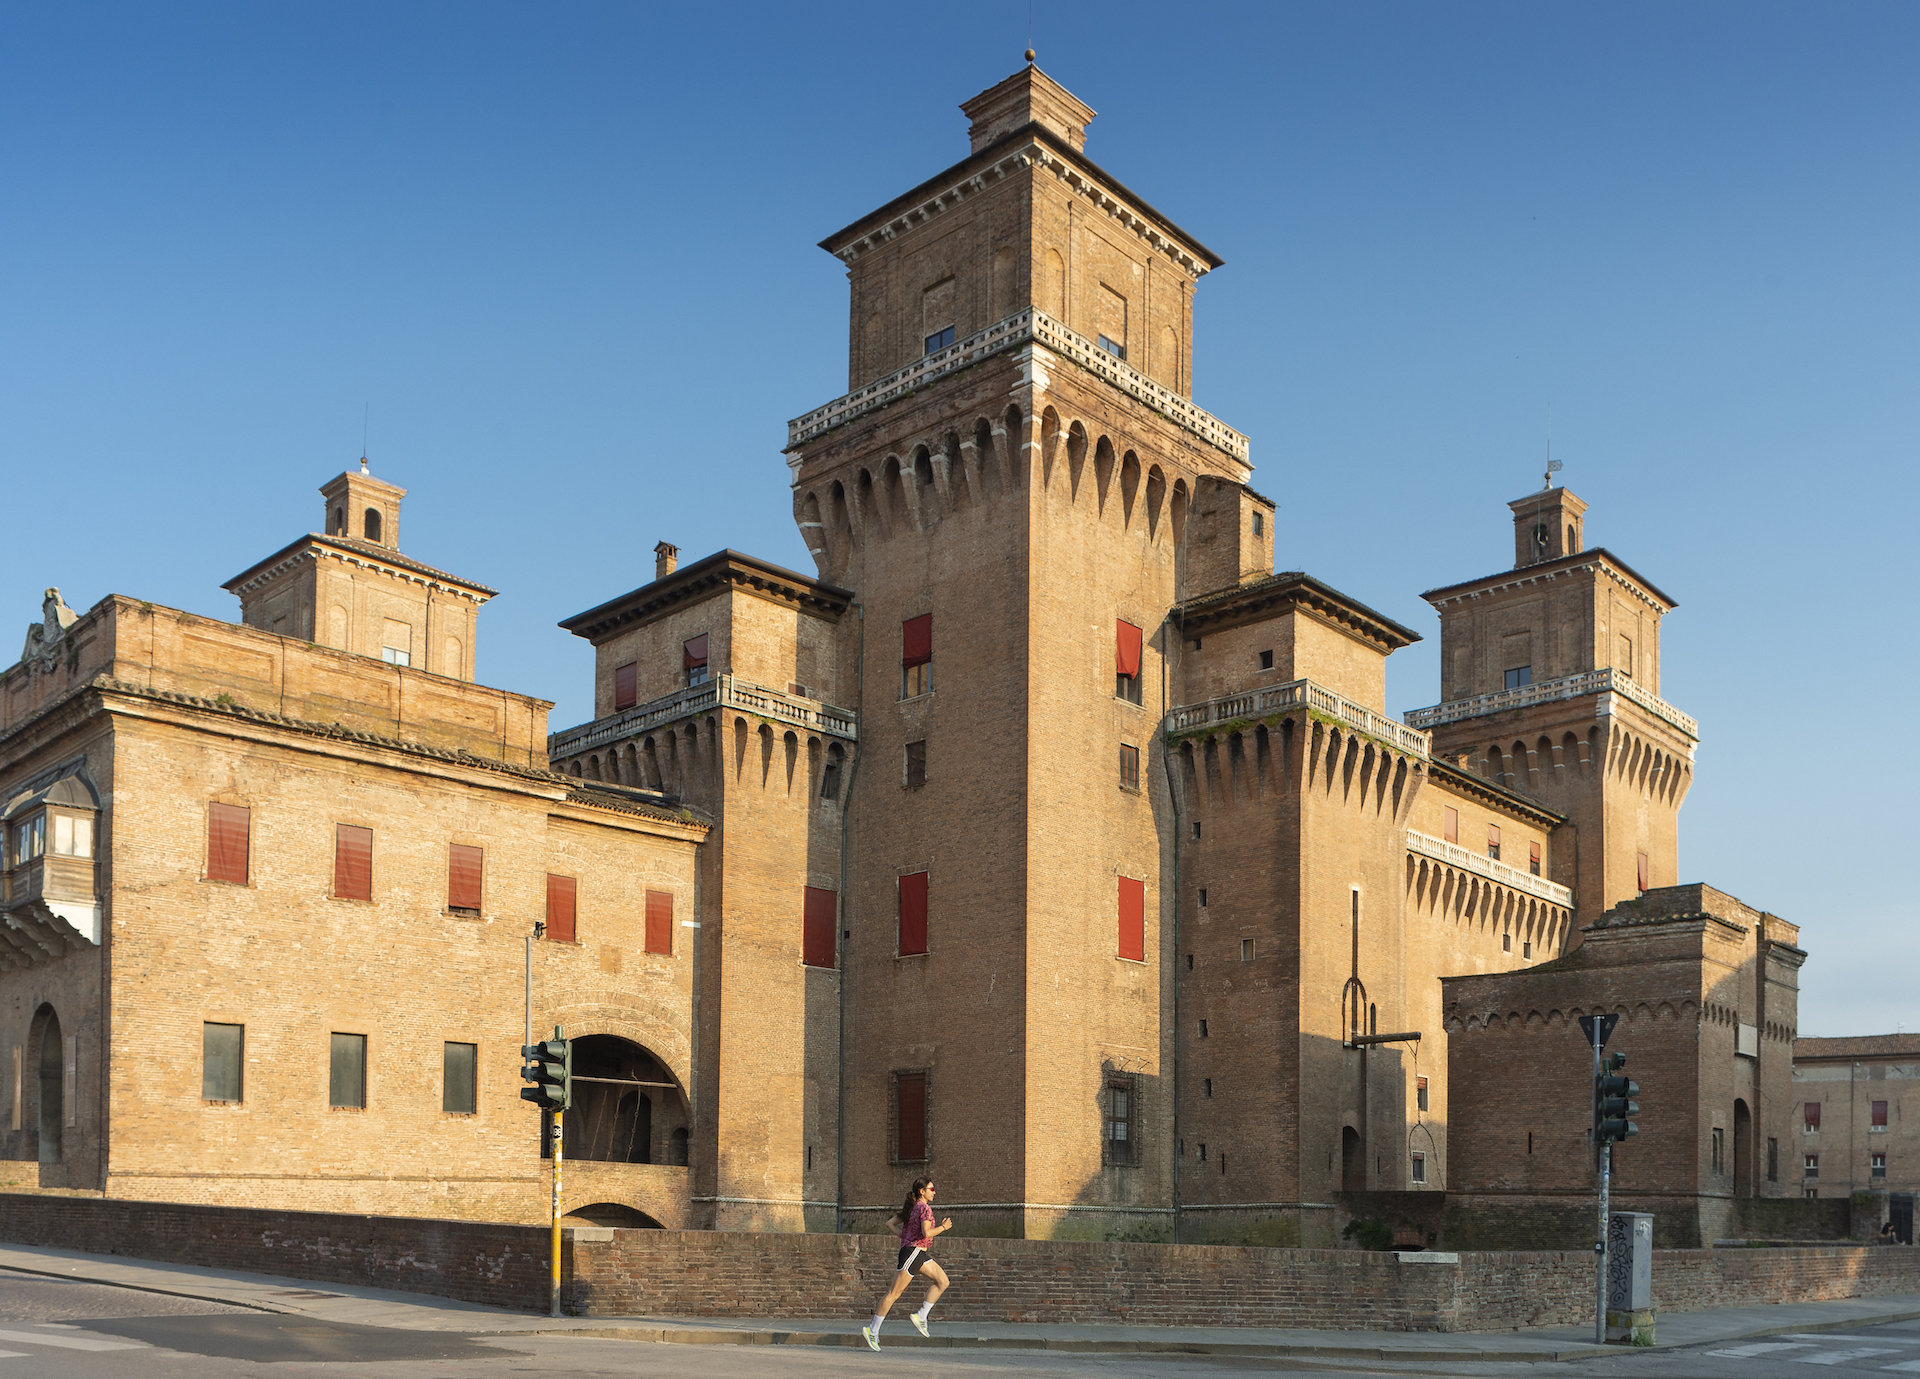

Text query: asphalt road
(7, 1274), (1920, 1377)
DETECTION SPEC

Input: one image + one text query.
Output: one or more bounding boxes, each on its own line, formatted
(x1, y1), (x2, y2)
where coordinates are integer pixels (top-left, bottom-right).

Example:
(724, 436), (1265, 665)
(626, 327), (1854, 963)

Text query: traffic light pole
(550, 1105), (563, 1317)
(1593, 1021), (1608, 1346)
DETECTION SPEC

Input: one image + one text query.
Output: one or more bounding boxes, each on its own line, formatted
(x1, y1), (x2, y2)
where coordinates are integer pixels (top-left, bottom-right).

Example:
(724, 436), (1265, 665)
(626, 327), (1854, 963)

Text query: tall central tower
(786, 63), (1255, 1237)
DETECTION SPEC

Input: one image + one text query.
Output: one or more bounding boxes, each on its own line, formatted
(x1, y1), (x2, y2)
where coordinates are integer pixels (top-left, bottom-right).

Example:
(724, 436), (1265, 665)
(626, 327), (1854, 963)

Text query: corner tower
(1407, 487), (1696, 924)
(785, 61), (1249, 1238)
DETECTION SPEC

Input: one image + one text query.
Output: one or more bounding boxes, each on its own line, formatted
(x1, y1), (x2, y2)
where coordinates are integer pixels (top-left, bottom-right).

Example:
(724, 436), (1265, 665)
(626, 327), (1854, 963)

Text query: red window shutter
(645, 889), (673, 955)
(1487, 824), (1501, 850)
(207, 803), (250, 884)
(333, 825), (372, 901)
(546, 874), (577, 942)
(1874, 1100), (1889, 1127)
(1529, 841), (1541, 866)
(1442, 807), (1458, 845)
(898, 872), (929, 955)
(803, 886), (837, 968)
(901, 614), (932, 668)
(1806, 1102), (1821, 1129)
(896, 1073), (927, 1160)
(682, 634), (708, 669)
(447, 844), (483, 910)
(614, 662), (638, 711)
(1116, 620), (1143, 677)
(1118, 876), (1146, 962)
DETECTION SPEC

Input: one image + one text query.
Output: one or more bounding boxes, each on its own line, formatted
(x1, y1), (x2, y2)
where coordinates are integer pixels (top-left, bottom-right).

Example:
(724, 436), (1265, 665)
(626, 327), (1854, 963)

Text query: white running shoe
(862, 1325), (880, 1351)
(910, 1313), (930, 1338)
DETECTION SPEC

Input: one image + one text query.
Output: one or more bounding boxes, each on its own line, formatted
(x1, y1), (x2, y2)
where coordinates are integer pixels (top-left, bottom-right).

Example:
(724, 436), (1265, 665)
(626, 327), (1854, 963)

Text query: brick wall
(6, 1196), (1918, 1329)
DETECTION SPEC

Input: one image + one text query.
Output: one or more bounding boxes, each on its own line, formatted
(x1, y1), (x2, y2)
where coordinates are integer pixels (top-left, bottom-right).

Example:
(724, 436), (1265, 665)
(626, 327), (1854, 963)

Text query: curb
(0, 1259), (296, 1316)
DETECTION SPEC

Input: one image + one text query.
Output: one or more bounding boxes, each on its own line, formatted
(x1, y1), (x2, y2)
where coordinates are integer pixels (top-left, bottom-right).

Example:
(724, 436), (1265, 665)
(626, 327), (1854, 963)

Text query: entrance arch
(559, 1035), (687, 1166)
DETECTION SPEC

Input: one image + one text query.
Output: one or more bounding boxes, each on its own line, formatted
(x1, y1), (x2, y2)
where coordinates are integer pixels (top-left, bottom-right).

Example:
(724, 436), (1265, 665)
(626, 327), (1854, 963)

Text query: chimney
(654, 542), (679, 580)
(959, 64), (1096, 155)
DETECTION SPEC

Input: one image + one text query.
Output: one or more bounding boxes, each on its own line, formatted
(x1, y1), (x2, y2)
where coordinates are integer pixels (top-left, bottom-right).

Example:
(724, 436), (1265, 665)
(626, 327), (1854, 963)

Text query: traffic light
(520, 1030), (571, 1111)
(1595, 1051), (1639, 1143)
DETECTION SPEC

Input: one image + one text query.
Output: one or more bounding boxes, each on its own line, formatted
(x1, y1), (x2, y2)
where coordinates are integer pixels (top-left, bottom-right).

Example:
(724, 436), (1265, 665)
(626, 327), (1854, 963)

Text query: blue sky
(4, 2), (1914, 1036)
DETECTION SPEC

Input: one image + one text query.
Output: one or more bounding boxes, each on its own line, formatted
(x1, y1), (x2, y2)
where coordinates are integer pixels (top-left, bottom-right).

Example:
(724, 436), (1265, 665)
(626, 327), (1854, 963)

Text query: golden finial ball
(1025, 48), (1036, 63)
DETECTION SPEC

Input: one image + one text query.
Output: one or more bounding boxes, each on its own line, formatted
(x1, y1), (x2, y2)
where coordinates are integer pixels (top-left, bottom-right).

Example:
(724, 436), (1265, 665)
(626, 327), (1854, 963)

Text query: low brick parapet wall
(4, 1194), (1919, 1330)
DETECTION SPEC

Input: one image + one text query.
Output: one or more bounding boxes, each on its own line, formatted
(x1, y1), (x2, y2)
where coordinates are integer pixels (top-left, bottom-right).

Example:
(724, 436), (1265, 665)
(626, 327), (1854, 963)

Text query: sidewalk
(5, 1242), (1920, 1362)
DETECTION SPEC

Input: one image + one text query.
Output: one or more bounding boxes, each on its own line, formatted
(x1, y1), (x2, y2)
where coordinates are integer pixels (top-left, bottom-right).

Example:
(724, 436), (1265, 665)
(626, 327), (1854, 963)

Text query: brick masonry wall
(5, 1196), (1918, 1329)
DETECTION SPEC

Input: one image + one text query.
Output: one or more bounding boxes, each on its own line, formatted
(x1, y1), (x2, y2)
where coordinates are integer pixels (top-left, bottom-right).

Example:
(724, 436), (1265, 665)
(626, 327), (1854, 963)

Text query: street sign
(1578, 1013), (1620, 1050)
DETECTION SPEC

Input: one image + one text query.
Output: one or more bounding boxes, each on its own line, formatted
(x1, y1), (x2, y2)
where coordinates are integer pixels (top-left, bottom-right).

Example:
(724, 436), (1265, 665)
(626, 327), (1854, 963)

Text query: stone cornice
(1419, 548), (1675, 616)
(222, 535), (497, 603)
(558, 551), (853, 645)
(1425, 758), (1568, 828)
(1173, 571), (1419, 653)
(820, 124), (1222, 277)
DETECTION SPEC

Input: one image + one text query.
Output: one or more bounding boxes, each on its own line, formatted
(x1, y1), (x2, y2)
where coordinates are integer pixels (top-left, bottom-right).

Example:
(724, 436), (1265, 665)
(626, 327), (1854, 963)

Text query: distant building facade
(1793, 1036), (1920, 1203)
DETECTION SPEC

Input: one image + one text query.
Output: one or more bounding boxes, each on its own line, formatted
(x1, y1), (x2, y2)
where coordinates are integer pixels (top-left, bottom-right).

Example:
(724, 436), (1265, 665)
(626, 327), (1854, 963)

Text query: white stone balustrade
(1403, 667), (1698, 742)
(786, 308), (1250, 465)
(1163, 678), (1430, 760)
(1405, 829), (1574, 908)
(548, 673), (858, 764)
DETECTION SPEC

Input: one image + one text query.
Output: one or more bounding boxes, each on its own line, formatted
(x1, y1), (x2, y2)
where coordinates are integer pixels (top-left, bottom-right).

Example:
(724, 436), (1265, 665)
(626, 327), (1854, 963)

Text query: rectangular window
(1118, 876), (1145, 962)
(333, 824), (373, 901)
(614, 662), (638, 711)
(1805, 1188), (1819, 1199)
(1119, 744), (1140, 790)
(1417, 1075), (1429, 1111)
(1805, 1101), (1822, 1131)
(1620, 635), (1634, 677)
(1257, 649), (1274, 671)
(901, 614), (933, 697)
(892, 1070), (928, 1162)
(207, 803), (250, 884)
(447, 843), (483, 914)
(1442, 806), (1458, 845)
(51, 814), (92, 857)
(645, 889), (674, 955)
(803, 886), (837, 968)
(1252, 511), (1264, 538)
(330, 1032), (366, 1109)
(1104, 1074), (1139, 1165)
(443, 1042), (477, 1115)
(905, 740), (927, 788)
(1873, 1100), (1889, 1129)
(1767, 1137), (1778, 1182)
(1712, 1127), (1725, 1174)
(1805, 1153), (1820, 1179)
(898, 871), (929, 956)
(1637, 851), (1650, 892)
(1410, 1151), (1427, 1184)
(1097, 333), (1126, 360)
(924, 325), (954, 354)
(1486, 824), (1501, 861)
(684, 634), (709, 687)
(1505, 666), (1532, 690)
(12, 814), (44, 865)
(1241, 938), (1255, 962)
(546, 874), (577, 943)
(380, 619), (412, 667)
(202, 1022), (243, 1102)
(1873, 1153), (1888, 1178)
(1529, 841), (1541, 877)
(1115, 619), (1144, 703)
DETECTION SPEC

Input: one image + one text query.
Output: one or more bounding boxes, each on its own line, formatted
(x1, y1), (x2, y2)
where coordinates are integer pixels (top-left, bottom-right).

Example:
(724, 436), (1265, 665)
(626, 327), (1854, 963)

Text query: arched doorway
(556, 1035), (686, 1165)
(1733, 1099), (1753, 1197)
(35, 1008), (62, 1165)
(1341, 1126), (1363, 1192)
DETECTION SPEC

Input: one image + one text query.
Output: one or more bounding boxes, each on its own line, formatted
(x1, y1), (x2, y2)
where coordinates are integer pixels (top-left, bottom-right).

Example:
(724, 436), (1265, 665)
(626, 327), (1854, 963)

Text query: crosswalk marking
(0, 1352), (28, 1360)
(1708, 1342), (1817, 1357)
(0, 1329), (146, 1352)
(1878, 1362), (1920, 1373)
(1795, 1347), (1903, 1366)
(1783, 1335), (1920, 1346)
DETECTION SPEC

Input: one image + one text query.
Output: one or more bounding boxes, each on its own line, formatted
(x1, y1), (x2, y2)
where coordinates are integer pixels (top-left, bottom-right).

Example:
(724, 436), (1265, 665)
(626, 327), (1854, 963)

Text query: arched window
(333, 506), (345, 535)
(364, 508), (382, 543)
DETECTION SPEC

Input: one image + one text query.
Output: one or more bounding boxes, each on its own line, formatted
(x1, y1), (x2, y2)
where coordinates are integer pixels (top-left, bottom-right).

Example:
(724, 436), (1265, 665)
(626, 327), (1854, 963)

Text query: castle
(1, 62), (1799, 1248)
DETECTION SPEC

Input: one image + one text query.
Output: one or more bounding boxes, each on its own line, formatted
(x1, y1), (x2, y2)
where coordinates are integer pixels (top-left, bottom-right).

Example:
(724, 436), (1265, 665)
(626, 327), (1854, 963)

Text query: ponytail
(901, 1177), (932, 1224)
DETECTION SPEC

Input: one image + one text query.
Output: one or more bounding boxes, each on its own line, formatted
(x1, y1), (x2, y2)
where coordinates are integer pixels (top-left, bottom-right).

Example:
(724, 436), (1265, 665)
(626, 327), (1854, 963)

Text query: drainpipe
(834, 603), (864, 1235)
(1162, 705), (1183, 1246)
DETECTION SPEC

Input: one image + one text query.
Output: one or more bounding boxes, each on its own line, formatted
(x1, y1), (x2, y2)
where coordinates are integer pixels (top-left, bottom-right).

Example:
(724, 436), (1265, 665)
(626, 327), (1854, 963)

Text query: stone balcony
(1405, 829), (1574, 908)
(786, 308), (1250, 465)
(1403, 667), (1698, 742)
(548, 673), (858, 762)
(1164, 678), (1431, 759)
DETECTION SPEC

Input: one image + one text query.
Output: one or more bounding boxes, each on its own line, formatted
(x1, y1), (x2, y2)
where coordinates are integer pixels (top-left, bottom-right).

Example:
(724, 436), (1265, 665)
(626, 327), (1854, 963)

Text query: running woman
(862, 1177), (951, 1350)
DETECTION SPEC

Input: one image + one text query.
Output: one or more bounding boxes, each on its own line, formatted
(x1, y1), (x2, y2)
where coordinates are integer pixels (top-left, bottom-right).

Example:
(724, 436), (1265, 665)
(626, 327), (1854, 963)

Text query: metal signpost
(1579, 1012), (1640, 1345)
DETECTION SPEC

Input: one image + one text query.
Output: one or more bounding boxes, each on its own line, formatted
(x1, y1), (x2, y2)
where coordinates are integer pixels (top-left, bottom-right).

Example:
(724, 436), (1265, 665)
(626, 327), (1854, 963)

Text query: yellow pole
(550, 1106), (563, 1317)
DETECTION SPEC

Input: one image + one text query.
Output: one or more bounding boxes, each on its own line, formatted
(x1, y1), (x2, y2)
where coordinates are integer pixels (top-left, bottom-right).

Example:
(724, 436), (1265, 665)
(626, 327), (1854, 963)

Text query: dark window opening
(1198, 889), (1207, 907)
(1240, 938), (1254, 962)
(1199, 1019), (1208, 1038)
(1503, 932), (1512, 952)
(1712, 1127), (1726, 1175)
(1505, 665), (1532, 690)
(1192, 822), (1201, 840)
(924, 326), (954, 354)
(1417, 1076), (1429, 1112)
(1119, 744), (1140, 790)
(905, 740), (927, 788)
(1766, 1137), (1778, 1182)
(1104, 1074), (1139, 1165)
(1873, 1153), (1888, 1178)
(1805, 1154), (1820, 1179)
(1410, 1151), (1426, 1184)
(1258, 649), (1274, 671)
(1252, 511), (1264, 538)
(821, 759), (842, 800)
(1203, 1079), (1213, 1098)
(330, 1032), (367, 1109)
(364, 507), (382, 543)
(1185, 953), (1193, 971)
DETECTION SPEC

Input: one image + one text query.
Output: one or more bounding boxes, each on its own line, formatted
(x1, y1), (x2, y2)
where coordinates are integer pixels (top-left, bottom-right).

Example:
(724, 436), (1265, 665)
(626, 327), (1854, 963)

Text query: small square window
(1097, 333), (1126, 361)
(1240, 938), (1254, 962)
(381, 645), (411, 666)
(1873, 1153), (1887, 1178)
(1805, 1153), (1820, 1178)
(903, 662), (934, 698)
(1804, 1187), (1819, 1199)
(1505, 665), (1532, 690)
(905, 740), (927, 788)
(1119, 744), (1140, 790)
(925, 326), (955, 354)
(1257, 649), (1274, 671)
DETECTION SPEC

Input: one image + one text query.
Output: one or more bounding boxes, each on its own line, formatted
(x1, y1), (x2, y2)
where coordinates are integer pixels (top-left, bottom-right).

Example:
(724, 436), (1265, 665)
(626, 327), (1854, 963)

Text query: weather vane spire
(1543, 406), (1561, 489)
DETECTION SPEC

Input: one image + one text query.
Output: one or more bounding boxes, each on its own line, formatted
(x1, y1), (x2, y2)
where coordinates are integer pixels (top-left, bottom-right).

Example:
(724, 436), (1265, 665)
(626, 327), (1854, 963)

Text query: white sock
(870, 1315), (885, 1333)
(916, 1300), (933, 1320)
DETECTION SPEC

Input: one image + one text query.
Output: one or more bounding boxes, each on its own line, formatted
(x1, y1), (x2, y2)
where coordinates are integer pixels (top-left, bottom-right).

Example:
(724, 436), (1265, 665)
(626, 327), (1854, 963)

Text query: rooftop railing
(548, 674), (857, 761)
(1405, 829), (1574, 908)
(1403, 667), (1697, 741)
(1164, 678), (1430, 759)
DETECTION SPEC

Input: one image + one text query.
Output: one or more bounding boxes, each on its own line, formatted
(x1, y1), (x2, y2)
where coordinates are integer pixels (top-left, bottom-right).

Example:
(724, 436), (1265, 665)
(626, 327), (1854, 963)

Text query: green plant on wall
(1342, 1218), (1393, 1251)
